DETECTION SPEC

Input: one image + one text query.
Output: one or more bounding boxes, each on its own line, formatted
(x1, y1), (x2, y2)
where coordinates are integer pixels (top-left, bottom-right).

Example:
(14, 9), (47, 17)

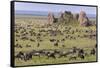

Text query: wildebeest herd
(15, 46), (96, 62)
(14, 16), (97, 66)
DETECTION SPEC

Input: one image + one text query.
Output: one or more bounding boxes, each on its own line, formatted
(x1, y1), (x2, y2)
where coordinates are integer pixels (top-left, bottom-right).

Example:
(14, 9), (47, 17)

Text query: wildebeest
(90, 48), (96, 55)
(61, 38), (65, 41)
(49, 39), (56, 42)
(37, 43), (40, 47)
(24, 52), (33, 61)
(30, 39), (35, 42)
(78, 49), (85, 59)
(46, 51), (56, 59)
(54, 42), (58, 47)
(72, 47), (78, 53)
(62, 44), (65, 47)
(26, 44), (31, 47)
(58, 51), (68, 58)
(15, 44), (22, 48)
(31, 50), (45, 57)
(21, 36), (28, 40)
(69, 54), (77, 60)
(15, 51), (24, 60)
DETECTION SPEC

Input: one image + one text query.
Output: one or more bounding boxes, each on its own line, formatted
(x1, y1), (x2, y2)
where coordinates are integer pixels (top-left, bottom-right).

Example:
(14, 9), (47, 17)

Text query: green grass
(14, 16), (97, 66)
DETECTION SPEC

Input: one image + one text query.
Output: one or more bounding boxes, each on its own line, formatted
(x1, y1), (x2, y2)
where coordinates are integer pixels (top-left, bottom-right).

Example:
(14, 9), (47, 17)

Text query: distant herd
(14, 22), (97, 62)
(15, 23), (96, 48)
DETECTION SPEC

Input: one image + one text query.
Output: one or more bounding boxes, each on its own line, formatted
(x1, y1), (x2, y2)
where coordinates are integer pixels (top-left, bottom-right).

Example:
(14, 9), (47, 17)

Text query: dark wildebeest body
(46, 52), (56, 59)
(50, 39), (56, 42)
(24, 52), (33, 61)
(37, 43), (40, 47)
(78, 49), (85, 59)
(15, 51), (24, 60)
(90, 48), (96, 55)
(54, 42), (58, 47)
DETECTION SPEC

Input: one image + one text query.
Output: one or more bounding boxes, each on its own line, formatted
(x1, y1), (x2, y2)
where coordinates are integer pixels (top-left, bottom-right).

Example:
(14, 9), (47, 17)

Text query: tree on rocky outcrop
(63, 11), (73, 24)
(58, 11), (78, 26)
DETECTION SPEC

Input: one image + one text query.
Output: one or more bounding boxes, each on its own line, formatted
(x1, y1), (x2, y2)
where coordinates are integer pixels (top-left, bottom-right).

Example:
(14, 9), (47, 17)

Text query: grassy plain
(14, 15), (97, 66)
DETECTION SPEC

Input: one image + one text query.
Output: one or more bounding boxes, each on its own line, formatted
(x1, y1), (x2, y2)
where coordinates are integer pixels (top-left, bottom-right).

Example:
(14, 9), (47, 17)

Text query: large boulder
(73, 13), (79, 20)
(58, 12), (64, 23)
(63, 11), (73, 23)
(58, 11), (73, 24)
(78, 11), (90, 26)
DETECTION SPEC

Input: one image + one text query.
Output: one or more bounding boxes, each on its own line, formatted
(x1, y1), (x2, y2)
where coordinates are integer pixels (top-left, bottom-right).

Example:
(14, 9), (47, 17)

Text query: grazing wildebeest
(61, 38), (65, 41)
(77, 35), (80, 38)
(31, 50), (43, 57)
(58, 51), (68, 58)
(37, 36), (40, 39)
(72, 47), (78, 53)
(21, 36), (28, 40)
(39, 39), (43, 42)
(54, 42), (58, 47)
(16, 35), (20, 37)
(37, 33), (41, 36)
(37, 43), (40, 47)
(65, 36), (68, 39)
(24, 52), (33, 61)
(49, 39), (56, 42)
(30, 39), (35, 42)
(15, 51), (24, 60)
(16, 39), (18, 41)
(57, 40), (60, 42)
(90, 48), (95, 55)
(79, 53), (84, 59)
(69, 54), (77, 60)
(26, 44), (31, 47)
(67, 47), (79, 60)
(15, 44), (22, 48)
(78, 49), (85, 59)
(46, 51), (56, 59)
(62, 44), (65, 47)
(71, 30), (75, 34)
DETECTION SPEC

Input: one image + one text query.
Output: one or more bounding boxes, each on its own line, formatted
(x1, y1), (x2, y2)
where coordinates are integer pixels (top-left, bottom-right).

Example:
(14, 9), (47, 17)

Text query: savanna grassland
(14, 14), (97, 66)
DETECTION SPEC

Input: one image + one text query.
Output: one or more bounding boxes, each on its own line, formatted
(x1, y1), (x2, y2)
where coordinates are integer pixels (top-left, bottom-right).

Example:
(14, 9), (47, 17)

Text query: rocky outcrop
(78, 11), (90, 26)
(73, 13), (79, 20)
(58, 12), (64, 23)
(58, 11), (73, 24)
(48, 12), (55, 24)
(47, 10), (91, 27)
(63, 11), (73, 23)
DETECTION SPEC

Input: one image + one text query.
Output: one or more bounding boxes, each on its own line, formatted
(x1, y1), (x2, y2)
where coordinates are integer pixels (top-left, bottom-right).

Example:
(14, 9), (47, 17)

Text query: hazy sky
(15, 2), (96, 14)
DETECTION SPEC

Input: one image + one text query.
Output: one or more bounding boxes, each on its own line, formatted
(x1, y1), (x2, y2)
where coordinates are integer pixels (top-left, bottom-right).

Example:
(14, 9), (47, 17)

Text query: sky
(15, 2), (97, 14)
